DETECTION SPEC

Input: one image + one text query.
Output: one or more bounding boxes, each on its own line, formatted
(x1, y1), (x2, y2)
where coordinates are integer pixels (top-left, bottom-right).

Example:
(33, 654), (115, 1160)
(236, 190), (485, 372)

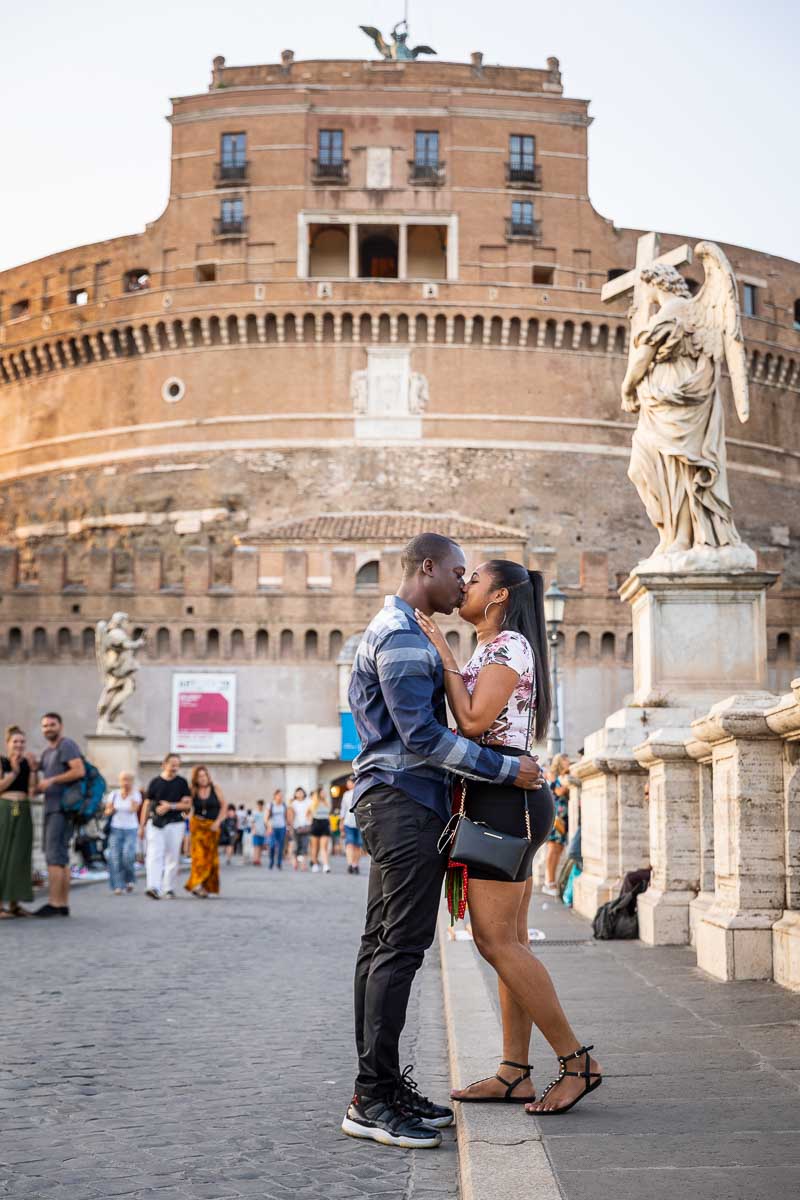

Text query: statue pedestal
(85, 732), (144, 787)
(619, 569), (777, 709)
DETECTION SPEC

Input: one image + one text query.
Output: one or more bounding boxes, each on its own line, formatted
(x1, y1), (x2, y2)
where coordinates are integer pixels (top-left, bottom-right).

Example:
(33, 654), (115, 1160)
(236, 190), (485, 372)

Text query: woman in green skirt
(0, 725), (37, 918)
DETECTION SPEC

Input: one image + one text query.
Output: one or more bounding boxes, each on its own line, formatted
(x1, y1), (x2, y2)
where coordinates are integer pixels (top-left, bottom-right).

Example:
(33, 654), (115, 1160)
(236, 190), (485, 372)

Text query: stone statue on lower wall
(620, 240), (756, 574)
(95, 613), (145, 734)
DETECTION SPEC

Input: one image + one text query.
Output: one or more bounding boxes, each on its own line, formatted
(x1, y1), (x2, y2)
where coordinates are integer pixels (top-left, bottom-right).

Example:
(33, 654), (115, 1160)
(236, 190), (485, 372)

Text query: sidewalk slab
(440, 893), (800, 1200)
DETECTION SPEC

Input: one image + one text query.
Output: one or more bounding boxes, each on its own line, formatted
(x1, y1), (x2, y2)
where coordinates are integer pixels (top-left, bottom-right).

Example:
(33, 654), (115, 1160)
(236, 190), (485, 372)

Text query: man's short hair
(163, 752), (181, 765)
(41, 712), (63, 724)
(401, 533), (459, 579)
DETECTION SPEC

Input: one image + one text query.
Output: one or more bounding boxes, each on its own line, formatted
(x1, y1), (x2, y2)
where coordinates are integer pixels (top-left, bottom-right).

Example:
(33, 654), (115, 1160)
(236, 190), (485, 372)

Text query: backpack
(61, 759), (107, 823)
(592, 871), (650, 941)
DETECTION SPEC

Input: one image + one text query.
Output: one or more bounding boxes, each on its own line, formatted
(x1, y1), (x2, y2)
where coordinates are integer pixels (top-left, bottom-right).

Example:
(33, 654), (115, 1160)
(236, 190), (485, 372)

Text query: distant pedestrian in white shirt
(104, 771), (141, 894)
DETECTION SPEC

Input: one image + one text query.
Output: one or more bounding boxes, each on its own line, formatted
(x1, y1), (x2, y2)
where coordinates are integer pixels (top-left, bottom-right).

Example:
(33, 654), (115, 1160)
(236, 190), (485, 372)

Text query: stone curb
(438, 909), (563, 1200)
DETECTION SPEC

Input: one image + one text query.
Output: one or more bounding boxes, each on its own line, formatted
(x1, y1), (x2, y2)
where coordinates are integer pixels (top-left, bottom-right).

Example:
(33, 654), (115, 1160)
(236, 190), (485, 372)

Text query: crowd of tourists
(0, 713), (364, 914)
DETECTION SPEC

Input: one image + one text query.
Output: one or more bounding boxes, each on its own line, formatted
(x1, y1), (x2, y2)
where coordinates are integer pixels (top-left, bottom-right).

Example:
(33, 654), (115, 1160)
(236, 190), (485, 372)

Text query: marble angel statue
(621, 241), (755, 572)
(96, 612), (146, 733)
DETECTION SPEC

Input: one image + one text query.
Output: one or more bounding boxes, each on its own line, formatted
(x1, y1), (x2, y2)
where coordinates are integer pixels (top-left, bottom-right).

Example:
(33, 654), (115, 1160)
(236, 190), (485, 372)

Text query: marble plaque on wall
(366, 147), (392, 190)
(351, 348), (428, 440)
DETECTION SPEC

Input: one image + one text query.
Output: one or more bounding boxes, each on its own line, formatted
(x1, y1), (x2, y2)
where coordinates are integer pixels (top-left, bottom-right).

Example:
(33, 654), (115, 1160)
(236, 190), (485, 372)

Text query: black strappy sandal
(527, 1045), (602, 1116)
(452, 1059), (535, 1105)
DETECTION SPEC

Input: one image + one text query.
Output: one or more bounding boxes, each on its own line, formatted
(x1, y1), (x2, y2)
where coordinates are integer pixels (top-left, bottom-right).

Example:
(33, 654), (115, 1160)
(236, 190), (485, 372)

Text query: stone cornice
(690, 692), (781, 745)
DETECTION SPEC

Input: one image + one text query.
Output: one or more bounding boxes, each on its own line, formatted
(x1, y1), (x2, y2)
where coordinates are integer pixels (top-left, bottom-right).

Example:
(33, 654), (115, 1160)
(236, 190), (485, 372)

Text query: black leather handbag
(449, 786), (531, 880)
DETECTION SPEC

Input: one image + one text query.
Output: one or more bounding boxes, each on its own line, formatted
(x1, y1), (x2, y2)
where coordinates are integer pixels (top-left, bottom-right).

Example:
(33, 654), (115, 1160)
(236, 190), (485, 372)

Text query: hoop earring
(484, 600), (507, 625)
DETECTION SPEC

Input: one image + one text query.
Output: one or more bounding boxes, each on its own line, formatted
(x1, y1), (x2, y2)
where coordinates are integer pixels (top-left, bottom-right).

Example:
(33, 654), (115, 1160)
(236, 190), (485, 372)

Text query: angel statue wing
(411, 44), (436, 58)
(688, 241), (750, 424)
(359, 25), (390, 59)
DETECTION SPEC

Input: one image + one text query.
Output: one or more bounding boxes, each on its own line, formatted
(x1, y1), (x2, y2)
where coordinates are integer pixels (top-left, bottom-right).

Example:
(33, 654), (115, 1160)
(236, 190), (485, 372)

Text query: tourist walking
(140, 753), (191, 899)
(343, 533), (542, 1149)
(235, 804), (248, 856)
(309, 788), (332, 873)
(33, 713), (85, 918)
(543, 754), (570, 896)
(251, 800), (267, 866)
(104, 771), (141, 894)
(339, 775), (363, 876)
(416, 559), (602, 1116)
(268, 790), (287, 869)
(0, 725), (37, 919)
(219, 804), (238, 864)
(185, 765), (224, 897)
(291, 786), (311, 871)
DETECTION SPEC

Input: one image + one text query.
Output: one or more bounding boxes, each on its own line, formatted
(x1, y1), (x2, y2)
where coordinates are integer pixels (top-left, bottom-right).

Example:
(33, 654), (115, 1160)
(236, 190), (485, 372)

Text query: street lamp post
(543, 580), (567, 759)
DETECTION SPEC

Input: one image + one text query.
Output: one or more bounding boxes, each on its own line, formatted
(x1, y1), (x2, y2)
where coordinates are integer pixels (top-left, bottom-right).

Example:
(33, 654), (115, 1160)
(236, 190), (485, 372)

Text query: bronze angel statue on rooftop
(621, 241), (756, 572)
(359, 20), (435, 61)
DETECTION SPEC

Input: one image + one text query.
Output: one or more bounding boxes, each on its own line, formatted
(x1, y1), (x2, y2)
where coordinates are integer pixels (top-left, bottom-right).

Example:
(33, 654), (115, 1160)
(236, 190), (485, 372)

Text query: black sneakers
(341, 1094), (442, 1149)
(33, 904), (69, 918)
(396, 1066), (454, 1128)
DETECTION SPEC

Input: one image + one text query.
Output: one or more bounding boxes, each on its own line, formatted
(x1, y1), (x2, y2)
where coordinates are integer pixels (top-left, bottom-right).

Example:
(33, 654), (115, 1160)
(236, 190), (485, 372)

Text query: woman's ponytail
(486, 561), (552, 743)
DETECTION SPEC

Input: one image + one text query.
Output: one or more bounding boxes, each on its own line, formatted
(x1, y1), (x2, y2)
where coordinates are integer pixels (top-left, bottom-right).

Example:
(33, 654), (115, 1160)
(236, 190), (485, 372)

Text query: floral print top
(461, 631), (536, 750)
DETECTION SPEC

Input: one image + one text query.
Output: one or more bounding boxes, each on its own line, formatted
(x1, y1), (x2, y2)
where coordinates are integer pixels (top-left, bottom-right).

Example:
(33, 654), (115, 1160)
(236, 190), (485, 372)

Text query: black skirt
(463, 750), (555, 882)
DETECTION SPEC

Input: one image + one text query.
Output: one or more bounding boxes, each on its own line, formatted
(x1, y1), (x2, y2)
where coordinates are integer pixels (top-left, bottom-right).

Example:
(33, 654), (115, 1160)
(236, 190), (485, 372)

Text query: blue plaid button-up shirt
(348, 595), (521, 823)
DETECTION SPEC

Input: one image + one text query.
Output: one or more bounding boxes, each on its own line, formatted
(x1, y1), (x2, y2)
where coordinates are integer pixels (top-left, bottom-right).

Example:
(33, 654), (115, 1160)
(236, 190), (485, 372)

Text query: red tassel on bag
(445, 779), (469, 923)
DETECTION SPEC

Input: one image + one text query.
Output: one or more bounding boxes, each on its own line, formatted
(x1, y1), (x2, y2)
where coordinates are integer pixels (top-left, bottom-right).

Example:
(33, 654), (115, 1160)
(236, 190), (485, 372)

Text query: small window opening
(196, 263), (217, 283)
(124, 269), (151, 292)
(69, 288), (89, 306)
(533, 265), (554, 286)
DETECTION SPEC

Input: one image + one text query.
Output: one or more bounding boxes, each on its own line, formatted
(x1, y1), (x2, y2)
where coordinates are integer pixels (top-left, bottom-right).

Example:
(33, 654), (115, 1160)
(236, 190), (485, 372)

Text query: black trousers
(353, 785), (446, 1101)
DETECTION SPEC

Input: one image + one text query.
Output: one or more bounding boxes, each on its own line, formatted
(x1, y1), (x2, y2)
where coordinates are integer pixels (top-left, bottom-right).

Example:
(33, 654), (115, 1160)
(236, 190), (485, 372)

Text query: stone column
(765, 679), (800, 991)
(571, 757), (621, 919)
(86, 732), (145, 789)
(685, 737), (715, 946)
(634, 735), (699, 945)
(348, 223), (359, 279)
(692, 693), (784, 981)
(398, 223), (408, 280)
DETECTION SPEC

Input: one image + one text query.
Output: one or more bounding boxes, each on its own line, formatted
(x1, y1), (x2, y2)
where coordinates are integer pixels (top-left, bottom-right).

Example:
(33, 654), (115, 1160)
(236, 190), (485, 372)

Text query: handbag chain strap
(459, 642), (536, 842)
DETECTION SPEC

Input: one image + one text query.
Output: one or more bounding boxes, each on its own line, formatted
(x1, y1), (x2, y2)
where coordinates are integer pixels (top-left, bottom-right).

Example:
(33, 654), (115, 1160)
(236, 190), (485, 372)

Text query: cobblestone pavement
(0, 860), (458, 1200)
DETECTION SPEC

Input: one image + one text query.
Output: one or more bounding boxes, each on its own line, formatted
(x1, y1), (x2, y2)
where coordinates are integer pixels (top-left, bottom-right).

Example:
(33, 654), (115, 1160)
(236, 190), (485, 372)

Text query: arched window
(396, 313), (409, 343)
(280, 629), (294, 659)
(302, 313), (316, 342)
(624, 632), (633, 663)
(378, 313), (391, 343)
(206, 628), (220, 658)
(340, 312), (354, 342)
(57, 627), (72, 657)
(156, 627), (171, 658)
(490, 316), (503, 345)
(329, 630), (343, 659)
(434, 314), (447, 343)
(601, 631), (615, 660)
(415, 314), (428, 343)
(255, 629), (269, 659)
(452, 315), (466, 344)
(82, 627), (95, 658)
(304, 630), (318, 659)
(359, 313), (373, 342)
(575, 631), (591, 660)
(776, 631), (791, 662)
(356, 560), (379, 589)
(32, 627), (48, 657)
(181, 628), (196, 658)
(231, 629), (245, 659)
(471, 315), (484, 345)
(227, 314), (240, 344)
(8, 627), (23, 659)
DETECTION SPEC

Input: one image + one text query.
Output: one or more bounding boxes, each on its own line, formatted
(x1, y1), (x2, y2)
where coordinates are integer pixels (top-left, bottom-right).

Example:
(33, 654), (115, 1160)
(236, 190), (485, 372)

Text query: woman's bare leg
(319, 837), (330, 870)
(545, 841), (562, 886)
(452, 876), (537, 1101)
(468, 878), (601, 1112)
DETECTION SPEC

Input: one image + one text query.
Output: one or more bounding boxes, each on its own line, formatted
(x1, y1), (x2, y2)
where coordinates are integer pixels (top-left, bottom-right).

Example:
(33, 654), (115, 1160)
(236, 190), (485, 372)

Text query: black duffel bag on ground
(592, 869), (651, 940)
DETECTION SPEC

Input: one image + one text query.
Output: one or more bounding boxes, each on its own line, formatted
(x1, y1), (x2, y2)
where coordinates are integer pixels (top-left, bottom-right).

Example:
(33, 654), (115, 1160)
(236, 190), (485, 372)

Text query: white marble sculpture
(95, 613), (145, 734)
(619, 241), (755, 573)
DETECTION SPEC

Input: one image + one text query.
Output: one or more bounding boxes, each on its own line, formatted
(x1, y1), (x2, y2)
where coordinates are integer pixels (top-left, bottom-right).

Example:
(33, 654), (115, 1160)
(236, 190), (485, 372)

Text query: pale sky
(1, 0), (798, 272)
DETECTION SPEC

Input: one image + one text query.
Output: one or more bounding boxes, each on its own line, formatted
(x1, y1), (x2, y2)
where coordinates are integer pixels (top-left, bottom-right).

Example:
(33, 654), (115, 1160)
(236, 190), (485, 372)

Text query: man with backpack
(33, 712), (85, 918)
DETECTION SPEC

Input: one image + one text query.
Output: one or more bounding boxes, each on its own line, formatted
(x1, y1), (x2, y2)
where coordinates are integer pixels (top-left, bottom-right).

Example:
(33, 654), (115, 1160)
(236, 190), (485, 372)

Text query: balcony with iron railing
(505, 217), (542, 243)
(214, 161), (249, 186)
(311, 158), (350, 184)
(408, 160), (446, 186)
(506, 161), (542, 189)
(213, 215), (249, 239)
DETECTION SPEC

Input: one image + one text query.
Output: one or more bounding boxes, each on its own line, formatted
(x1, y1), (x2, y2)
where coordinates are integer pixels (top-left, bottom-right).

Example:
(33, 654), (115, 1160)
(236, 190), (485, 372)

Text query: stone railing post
(634, 736), (699, 944)
(685, 736), (715, 946)
(571, 754), (647, 920)
(692, 693), (784, 981)
(765, 678), (800, 991)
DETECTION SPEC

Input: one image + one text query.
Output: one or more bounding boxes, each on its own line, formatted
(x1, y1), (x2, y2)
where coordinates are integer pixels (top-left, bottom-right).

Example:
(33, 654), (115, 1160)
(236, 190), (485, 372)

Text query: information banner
(171, 673), (236, 755)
